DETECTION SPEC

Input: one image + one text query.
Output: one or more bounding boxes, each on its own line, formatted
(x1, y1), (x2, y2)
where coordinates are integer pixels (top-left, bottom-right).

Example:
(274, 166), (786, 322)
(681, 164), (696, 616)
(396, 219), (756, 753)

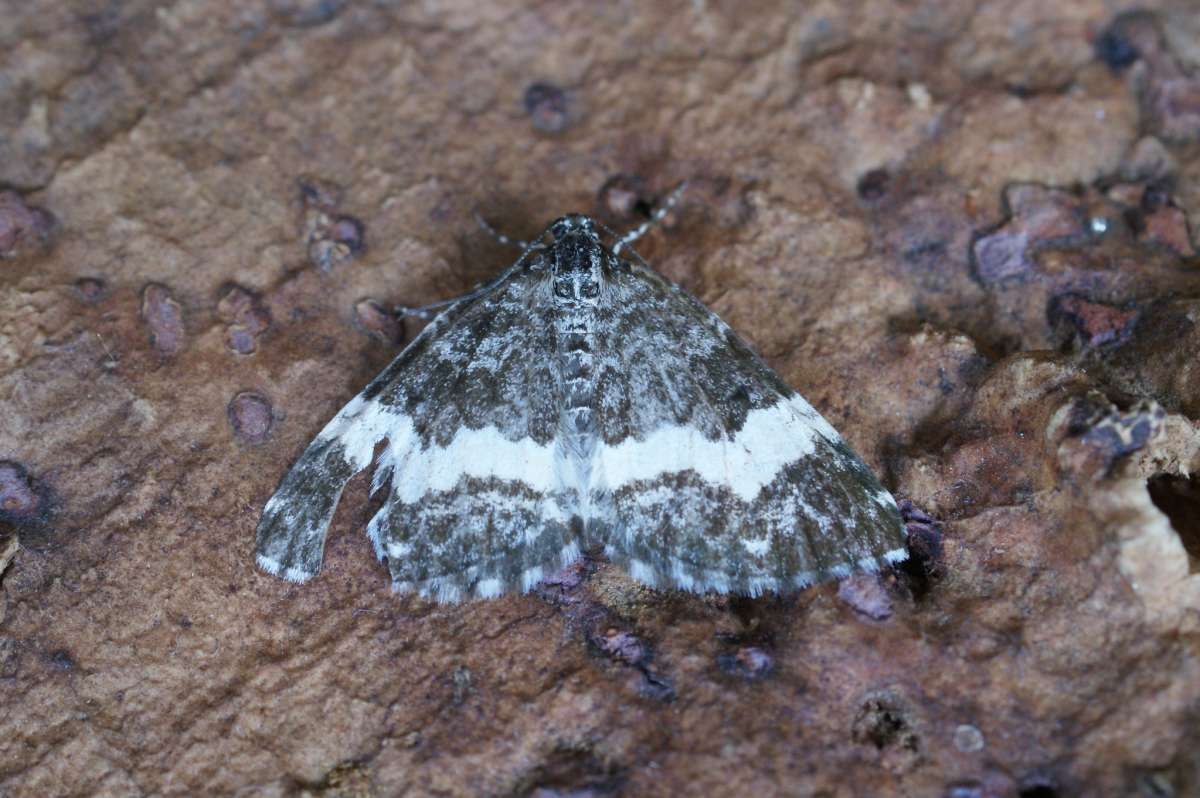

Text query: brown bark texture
(2, 2), (1200, 796)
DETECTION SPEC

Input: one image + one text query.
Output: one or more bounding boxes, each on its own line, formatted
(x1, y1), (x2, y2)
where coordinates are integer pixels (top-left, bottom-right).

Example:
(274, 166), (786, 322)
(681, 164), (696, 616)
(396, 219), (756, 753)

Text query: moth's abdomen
(556, 311), (597, 424)
(554, 309), (600, 504)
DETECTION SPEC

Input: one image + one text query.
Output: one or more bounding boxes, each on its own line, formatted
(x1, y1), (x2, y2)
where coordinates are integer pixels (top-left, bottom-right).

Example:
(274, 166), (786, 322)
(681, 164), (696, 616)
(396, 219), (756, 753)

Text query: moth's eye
(553, 281), (572, 299)
(580, 282), (600, 299)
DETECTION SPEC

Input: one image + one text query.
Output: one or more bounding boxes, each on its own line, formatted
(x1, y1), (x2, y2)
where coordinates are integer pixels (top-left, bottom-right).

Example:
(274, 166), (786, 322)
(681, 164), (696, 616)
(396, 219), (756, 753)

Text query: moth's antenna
(474, 212), (538, 251)
(594, 218), (654, 274)
(396, 295), (469, 320)
(613, 181), (687, 256)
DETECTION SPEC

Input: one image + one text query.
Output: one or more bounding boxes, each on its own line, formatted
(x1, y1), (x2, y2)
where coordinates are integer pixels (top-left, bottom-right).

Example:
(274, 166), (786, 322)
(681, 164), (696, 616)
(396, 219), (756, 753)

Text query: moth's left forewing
(254, 283), (498, 584)
(591, 265), (907, 595)
(259, 265), (588, 601)
(366, 273), (584, 601)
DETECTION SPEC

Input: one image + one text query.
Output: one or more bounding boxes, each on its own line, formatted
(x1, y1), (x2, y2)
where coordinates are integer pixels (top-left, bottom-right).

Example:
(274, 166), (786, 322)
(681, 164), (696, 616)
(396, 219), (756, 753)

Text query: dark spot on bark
(1095, 26), (1140, 71)
(716, 645), (774, 679)
(599, 174), (653, 219)
(524, 82), (572, 133)
(1065, 398), (1164, 477)
(354, 299), (404, 345)
(893, 499), (943, 599)
(74, 277), (107, 302)
(450, 666), (471, 705)
(0, 191), (56, 259)
(857, 168), (891, 201)
(0, 461), (50, 527)
(331, 216), (365, 253)
(1018, 781), (1059, 798)
(945, 784), (985, 798)
(79, 9), (122, 45)
(902, 238), (947, 267)
(1129, 182), (1195, 255)
(526, 746), (627, 797)
(308, 219), (366, 271)
(838, 574), (894, 620)
(537, 554), (672, 700)
(283, 0), (346, 27)
(972, 184), (1089, 285)
(306, 760), (374, 797)
(1148, 474), (1200, 573)
(595, 628), (646, 665)
(46, 649), (75, 671)
(0, 637), (19, 678)
(226, 327), (256, 354)
(1123, 206), (1147, 236)
(298, 176), (342, 209)
(724, 594), (771, 628)
(852, 695), (919, 751)
(299, 178), (365, 271)
(1048, 294), (1138, 349)
(217, 284), (271, 356)
(227, 391), (274, 444)
(140, 283), (186, 356)
(1141, 182), (1171, 213)
(636, 669), (676, 701)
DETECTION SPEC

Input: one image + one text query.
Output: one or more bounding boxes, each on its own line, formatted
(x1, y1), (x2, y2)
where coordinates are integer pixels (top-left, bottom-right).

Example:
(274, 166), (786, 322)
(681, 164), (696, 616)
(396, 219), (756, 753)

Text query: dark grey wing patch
(368, 477), (579, 602)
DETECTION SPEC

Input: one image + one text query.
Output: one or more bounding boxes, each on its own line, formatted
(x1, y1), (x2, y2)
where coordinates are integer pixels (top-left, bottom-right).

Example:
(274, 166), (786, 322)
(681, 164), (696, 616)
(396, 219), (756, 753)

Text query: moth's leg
(397, 238), (549, 320)
(397, 293), (481, 320)
(613, 181), (688, 255)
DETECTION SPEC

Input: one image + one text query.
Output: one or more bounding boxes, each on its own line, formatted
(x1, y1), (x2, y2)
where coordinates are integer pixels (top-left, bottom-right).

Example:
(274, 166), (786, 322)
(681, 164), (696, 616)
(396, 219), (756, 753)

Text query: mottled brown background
(2, 2), (1200, 796)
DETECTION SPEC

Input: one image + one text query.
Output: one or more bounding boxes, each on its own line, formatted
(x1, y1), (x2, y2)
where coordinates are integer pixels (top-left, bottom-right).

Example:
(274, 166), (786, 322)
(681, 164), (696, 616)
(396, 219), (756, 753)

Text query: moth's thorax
(548, 214), (609, 308)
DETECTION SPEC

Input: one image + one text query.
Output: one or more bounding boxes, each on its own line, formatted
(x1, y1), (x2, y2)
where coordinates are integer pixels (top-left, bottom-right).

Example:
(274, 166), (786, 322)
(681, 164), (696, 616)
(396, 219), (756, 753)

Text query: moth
(256, 188), (908, 601)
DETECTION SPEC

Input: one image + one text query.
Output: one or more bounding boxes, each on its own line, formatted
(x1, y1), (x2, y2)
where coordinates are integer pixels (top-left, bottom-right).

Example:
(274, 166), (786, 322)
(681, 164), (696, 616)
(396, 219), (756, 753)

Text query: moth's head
(549, 213), (597, 242)
(547, 214), (607, 305)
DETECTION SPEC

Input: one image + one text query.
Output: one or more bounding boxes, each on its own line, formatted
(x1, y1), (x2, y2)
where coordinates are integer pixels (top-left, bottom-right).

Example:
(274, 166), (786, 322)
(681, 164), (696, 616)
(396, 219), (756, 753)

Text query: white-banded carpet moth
(256, 186), (908, 602)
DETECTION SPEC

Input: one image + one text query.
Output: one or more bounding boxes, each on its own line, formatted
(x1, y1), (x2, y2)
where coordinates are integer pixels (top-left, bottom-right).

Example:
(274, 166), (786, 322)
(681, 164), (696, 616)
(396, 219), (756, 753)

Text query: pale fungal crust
(255, 211), (908, 601)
